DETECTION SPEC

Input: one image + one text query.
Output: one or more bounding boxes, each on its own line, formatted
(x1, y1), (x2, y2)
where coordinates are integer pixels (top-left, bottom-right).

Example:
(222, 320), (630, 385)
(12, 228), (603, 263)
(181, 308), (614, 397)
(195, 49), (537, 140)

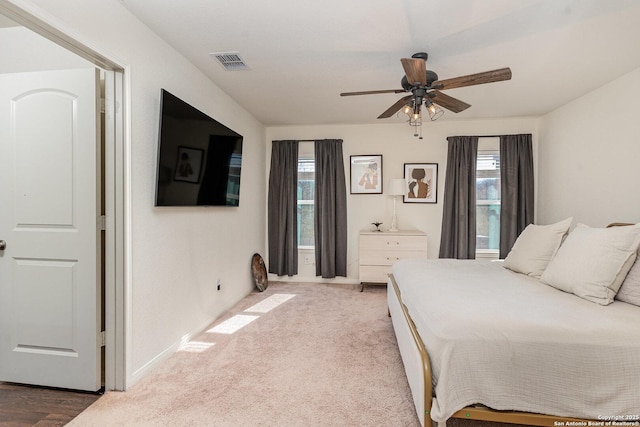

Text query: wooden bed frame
(388, 273), (595, 427)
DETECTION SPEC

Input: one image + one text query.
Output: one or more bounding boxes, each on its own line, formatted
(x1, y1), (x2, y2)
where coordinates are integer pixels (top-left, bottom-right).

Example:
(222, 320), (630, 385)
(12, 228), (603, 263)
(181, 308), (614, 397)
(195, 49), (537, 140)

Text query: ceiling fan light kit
(424, 98), (444, 121)
(340, 51), (512, 138)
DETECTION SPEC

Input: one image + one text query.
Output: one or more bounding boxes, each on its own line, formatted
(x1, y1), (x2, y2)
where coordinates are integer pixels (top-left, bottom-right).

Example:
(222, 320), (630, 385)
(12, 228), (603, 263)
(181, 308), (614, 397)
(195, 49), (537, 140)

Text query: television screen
(155, 89), (243, 206)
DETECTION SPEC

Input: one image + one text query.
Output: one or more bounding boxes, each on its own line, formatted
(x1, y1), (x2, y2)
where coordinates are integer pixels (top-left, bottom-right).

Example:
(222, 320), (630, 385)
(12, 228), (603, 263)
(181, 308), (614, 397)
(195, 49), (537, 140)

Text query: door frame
(0, 0), (128, 390)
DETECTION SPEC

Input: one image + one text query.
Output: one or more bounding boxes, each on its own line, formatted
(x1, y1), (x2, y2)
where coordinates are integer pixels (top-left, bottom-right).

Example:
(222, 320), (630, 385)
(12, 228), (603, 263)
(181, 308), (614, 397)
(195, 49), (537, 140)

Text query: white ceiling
(120, 0), (640, 126)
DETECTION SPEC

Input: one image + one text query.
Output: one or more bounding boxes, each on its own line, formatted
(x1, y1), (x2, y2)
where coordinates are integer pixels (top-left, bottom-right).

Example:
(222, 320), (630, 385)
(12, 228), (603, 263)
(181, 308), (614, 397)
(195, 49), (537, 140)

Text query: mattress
(392, 258), (640, 422)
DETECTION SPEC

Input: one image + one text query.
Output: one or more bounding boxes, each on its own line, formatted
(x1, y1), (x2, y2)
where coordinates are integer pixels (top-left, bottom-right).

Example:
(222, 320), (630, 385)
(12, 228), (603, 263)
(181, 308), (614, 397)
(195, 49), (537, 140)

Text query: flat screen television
(155, 89), (243, 206)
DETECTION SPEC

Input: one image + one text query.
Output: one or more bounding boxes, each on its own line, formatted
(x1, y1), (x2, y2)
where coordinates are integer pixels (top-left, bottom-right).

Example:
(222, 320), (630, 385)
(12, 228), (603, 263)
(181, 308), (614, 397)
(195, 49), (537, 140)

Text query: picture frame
(350, 155), (383, 194)
(403, 163), (438, 203)
(174, 146), (204, 183)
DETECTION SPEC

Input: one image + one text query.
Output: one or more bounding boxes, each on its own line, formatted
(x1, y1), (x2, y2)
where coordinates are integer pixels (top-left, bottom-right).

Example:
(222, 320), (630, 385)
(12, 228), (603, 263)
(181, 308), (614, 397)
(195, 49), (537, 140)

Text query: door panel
(15, 259), (76, 352)
(0, 68), (101, 391)
(15, 90), (75, 226)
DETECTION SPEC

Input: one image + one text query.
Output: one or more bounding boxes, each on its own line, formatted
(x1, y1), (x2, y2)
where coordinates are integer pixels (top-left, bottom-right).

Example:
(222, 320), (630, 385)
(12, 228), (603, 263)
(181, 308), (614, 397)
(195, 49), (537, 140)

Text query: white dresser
(358, 229), (428, 291)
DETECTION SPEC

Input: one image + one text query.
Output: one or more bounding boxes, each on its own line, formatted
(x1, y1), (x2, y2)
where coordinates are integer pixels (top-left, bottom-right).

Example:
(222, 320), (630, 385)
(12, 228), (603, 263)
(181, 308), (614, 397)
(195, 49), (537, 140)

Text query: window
(476, 150), (501, 254)
(297, 157), (315, 248)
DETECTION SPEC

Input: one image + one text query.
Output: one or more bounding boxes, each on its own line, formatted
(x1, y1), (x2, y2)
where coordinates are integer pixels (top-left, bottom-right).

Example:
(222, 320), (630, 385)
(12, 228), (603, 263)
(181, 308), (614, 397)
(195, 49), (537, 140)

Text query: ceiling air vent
(210, 51), (249, 71)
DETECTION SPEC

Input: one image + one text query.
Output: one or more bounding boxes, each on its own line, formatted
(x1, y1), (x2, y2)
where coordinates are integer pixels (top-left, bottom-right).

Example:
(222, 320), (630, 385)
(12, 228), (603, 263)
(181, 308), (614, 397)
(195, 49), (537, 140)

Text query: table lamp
(388, 178), (405, 232)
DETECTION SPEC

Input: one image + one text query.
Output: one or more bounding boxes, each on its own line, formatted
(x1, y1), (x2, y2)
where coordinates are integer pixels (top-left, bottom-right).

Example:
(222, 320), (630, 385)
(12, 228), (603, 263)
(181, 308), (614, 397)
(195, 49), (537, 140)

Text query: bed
(387, 221), (640, 426)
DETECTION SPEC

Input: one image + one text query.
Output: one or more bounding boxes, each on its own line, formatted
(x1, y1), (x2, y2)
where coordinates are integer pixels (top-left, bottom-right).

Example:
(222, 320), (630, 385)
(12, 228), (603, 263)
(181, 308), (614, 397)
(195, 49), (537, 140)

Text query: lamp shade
(389, 178), (406, 196)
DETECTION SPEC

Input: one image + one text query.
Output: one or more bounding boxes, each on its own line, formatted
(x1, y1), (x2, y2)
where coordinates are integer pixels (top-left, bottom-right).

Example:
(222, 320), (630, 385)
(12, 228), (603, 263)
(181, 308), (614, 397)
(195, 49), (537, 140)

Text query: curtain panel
(268, 140), (299, 276)
(499, 134), (534, 258)
(314, 139), (347, 278)
(439, 136), (479, 259)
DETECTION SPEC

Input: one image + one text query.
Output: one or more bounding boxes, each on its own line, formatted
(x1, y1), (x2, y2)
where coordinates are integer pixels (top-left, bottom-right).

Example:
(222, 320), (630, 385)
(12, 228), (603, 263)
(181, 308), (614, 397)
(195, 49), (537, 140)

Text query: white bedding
(392, 258), (640, 422)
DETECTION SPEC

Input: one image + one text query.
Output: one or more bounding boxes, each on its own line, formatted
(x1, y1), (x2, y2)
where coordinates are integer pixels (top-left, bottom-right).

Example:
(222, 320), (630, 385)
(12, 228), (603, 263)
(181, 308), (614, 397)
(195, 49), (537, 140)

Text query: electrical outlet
(217, 279), (221, 291)
(304, 255), (313, 265)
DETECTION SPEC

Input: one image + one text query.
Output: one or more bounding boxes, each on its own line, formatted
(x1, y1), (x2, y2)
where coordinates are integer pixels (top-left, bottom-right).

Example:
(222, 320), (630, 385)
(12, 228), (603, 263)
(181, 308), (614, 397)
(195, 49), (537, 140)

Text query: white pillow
(503, 217), (573, 278)
(616, 256), (640, 306)
(540, 223), (640, 305)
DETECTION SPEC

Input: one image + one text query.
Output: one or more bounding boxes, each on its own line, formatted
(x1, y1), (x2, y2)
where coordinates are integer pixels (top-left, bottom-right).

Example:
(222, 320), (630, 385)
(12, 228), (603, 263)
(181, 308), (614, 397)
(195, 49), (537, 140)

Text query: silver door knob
(0, 240), (6, 250)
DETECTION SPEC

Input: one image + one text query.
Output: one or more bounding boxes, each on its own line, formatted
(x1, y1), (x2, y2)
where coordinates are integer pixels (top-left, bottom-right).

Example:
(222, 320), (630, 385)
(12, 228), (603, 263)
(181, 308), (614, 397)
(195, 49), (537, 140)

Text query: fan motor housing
(401, 70), (439, 90)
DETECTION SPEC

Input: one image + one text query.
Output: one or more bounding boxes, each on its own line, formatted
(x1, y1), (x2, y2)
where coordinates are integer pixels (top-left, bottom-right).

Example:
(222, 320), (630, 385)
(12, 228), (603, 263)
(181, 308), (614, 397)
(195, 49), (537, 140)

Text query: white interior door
(0, 68), (101, 391)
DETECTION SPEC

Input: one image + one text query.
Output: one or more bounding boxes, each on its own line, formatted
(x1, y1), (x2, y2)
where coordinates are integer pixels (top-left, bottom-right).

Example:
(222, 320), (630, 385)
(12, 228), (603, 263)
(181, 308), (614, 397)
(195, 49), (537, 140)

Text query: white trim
(0, 0), (129, 391)
(476, 250), (500, 260)
(103, 68), (130, 391)
(267, 274), (359, 285)
(122, 66), (133, 391)
(0, 1), (125, 70)
(129, 316), (214, 386)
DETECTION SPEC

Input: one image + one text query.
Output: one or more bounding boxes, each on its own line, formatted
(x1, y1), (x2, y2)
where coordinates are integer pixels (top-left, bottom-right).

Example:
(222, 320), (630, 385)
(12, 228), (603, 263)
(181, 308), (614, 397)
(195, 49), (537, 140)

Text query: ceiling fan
(340, 52), (512, 137)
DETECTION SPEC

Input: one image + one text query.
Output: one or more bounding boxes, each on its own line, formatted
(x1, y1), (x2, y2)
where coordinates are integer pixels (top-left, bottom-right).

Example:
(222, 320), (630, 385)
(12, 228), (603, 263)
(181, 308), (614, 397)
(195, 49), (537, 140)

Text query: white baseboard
(267, 274), (359, 285)
(128, 316), (219, 387)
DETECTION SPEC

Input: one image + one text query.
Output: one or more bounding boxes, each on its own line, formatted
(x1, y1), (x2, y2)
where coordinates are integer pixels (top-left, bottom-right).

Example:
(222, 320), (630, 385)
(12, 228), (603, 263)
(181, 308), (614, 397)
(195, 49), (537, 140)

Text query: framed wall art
(403, 163), (438, 203)
(350, 155), (383, 194)
(174, 146), (204, 183)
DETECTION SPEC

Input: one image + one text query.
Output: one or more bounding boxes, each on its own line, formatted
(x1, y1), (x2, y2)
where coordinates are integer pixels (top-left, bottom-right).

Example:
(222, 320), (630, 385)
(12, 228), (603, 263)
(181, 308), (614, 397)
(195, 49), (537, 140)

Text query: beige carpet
(69, 282), (421, 426)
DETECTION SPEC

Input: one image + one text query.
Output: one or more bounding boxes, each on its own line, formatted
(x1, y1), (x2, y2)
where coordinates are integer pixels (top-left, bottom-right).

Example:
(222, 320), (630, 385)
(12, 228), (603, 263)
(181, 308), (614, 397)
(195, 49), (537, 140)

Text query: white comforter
(392, 258), (640, 422)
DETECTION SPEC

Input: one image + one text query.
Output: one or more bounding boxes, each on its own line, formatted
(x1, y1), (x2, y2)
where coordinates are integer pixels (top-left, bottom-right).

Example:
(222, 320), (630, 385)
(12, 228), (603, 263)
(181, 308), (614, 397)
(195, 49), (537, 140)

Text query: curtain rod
(272, 139), (340, 143)
(282, 135), (529, 142)
(448, 133), (531, 139)
(478, 134), (526, 138)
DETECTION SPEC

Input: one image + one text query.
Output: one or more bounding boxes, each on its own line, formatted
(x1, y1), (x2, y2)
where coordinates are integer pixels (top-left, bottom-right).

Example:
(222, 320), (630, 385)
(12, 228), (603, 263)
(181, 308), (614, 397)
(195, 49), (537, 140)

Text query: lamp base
(389, 197), (399, 232)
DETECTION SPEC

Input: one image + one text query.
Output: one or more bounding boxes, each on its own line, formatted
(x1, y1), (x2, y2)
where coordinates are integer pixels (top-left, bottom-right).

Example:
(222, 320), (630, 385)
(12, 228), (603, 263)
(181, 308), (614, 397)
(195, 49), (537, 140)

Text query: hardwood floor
(0, 382), (101, 426)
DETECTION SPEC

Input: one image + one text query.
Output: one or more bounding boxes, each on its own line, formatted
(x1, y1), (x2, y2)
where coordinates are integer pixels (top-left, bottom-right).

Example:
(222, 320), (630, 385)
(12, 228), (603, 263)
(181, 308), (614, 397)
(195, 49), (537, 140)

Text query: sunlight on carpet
(244, 293), (296, 313)
(182, 294), (297, 350)
(206, 314), (259, 334)
(178, 341), (215, 353)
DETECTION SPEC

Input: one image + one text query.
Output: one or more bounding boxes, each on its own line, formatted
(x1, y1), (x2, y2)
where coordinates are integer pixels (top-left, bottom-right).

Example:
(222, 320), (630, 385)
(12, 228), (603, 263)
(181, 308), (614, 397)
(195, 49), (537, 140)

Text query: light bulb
(423, 97), (444, 121)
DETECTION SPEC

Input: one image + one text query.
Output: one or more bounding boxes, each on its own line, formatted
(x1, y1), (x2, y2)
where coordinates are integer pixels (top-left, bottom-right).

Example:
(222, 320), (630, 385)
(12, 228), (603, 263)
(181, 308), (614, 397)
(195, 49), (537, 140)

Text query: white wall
(0, 26), (92, 73)
(538, 66), (640, 227)
(267, 117), (539, 283)
(17, 0), (266, 385)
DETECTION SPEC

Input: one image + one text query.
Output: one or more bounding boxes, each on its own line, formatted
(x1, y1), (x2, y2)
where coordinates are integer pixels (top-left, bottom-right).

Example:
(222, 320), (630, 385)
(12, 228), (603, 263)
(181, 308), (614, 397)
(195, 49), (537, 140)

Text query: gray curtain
(268, 140), (299, 276)
(314, 139), (347, 278)
(499, 134), (534, 258)
(439, 136), (478, 259)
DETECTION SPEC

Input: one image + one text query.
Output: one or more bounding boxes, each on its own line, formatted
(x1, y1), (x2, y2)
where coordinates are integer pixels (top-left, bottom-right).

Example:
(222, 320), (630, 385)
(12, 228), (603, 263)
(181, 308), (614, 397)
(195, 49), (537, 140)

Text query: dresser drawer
(360, 249), (428, 266)
(360, 234), (426, 251)
(359, 265), (392, 283)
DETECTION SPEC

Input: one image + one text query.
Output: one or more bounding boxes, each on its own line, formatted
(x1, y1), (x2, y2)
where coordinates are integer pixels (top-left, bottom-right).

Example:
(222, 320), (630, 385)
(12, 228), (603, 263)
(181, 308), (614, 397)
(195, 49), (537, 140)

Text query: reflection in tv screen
(155, 89), (243, 206)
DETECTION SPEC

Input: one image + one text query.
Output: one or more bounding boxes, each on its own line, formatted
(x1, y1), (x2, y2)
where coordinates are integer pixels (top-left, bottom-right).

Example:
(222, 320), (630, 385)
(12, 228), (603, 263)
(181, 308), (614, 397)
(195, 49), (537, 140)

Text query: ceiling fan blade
(401, 58), (426, 86)
(432, 67), (512, 90)
(378, 95), (412, 119)
(428, 91), (471, 113)
(340, 89), (406, 96)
